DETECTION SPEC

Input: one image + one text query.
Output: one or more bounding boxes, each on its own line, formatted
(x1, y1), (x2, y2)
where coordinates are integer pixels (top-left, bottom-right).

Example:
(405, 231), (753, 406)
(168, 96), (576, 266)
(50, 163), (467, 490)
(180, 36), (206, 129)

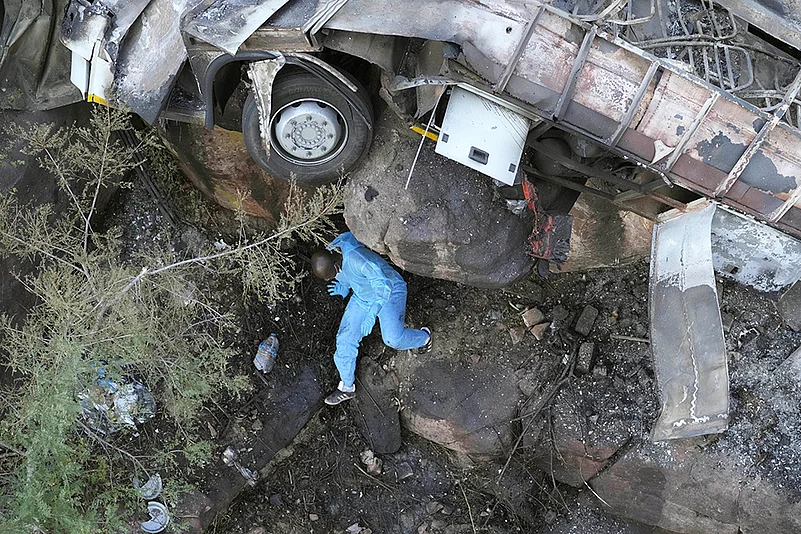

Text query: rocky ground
(4, 103), (801, 534)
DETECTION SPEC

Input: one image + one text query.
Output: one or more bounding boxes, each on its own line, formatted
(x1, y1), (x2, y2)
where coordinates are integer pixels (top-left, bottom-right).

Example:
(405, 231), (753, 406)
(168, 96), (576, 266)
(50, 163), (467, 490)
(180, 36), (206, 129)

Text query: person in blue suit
(312, 232), (432, 405)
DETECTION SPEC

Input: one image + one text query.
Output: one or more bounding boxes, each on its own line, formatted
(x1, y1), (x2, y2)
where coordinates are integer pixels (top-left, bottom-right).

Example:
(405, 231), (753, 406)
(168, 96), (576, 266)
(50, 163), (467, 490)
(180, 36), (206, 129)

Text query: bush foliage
(0, 106), (341, 532)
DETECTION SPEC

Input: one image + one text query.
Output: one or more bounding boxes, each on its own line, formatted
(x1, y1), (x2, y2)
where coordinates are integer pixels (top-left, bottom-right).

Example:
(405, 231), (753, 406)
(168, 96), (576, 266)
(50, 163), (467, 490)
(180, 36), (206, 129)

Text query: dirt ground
(200, 230), (801, 534)
(98, 109), (801, 534)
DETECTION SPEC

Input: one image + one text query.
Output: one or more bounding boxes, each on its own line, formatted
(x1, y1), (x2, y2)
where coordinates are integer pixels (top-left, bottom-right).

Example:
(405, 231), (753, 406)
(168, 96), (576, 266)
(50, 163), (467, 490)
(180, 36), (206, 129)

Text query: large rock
(353, 356), (402, 454)
(344, 115), (535, 288)
(590, 442), (801, 534)
(397, 355), (519, 458)
(176, 365), (324, 533)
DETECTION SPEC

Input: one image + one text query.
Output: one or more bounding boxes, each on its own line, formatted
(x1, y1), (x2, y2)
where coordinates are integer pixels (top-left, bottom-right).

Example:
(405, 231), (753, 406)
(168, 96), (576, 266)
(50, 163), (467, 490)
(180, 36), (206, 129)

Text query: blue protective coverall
(327, 232), (429, 388)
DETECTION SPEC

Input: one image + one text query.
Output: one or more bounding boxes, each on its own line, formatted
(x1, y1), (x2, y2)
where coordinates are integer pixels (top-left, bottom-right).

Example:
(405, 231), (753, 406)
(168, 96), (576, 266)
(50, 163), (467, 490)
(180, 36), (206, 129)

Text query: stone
(176, 365), (324, 532)
(552, 305), (569, 322)
(577, 342), (595, 374)
(509, 326), (526, 345)
(399, 357), (519, 457)
(157, 120), (291, 225)
(530, 322), (550, 340)
(343, 113), (534, 288)
(521, 307), (546, 328)
(555, 183), (654, 273)
(778, 282), (801, 332)
(574, 305), (599, 336)
(354, 358), (402, 454)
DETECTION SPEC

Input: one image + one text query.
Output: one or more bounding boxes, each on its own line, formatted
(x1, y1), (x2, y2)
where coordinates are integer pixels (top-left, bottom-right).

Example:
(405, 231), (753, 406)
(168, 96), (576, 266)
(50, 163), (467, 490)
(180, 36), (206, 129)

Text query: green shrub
(0, 106), (341, 533)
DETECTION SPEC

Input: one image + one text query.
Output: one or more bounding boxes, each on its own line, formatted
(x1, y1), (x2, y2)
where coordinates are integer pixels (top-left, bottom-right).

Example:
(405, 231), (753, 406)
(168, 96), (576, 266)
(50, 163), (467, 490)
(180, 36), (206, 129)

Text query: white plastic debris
(140, 501), (169, 533)
(254, 333), (279, 374)
(134, 474), (163, 500)
(359, 450), (383, 476)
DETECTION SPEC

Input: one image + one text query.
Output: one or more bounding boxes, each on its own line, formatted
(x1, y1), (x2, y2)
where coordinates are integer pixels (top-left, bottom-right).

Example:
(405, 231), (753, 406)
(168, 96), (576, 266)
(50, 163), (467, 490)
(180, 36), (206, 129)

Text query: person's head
(311, 249), (341, 281)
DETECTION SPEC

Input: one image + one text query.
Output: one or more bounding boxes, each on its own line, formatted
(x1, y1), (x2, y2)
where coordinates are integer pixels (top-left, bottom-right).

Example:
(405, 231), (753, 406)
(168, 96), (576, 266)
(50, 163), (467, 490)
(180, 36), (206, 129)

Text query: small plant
(0, 105), (341, 533)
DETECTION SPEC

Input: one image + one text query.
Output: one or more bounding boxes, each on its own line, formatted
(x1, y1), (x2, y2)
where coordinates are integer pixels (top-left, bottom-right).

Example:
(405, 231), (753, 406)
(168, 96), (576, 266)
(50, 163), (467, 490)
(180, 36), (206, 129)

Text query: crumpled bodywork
(650, 202), (729, 441)
(0, 0), (79, 110)
(7, 0), (801, 249)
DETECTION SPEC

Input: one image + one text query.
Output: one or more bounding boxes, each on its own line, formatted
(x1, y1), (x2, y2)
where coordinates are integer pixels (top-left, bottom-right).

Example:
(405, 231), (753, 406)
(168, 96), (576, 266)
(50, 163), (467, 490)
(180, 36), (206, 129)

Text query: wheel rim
(270, 98), (348, 166)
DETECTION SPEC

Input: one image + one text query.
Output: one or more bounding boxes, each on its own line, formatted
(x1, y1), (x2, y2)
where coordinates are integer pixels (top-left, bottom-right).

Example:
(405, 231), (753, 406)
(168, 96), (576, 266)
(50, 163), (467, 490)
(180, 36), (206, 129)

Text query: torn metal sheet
(711, 207), (801, 294)
(183, 0), (290, 56)
(247, 56), (287, 159)
(324, 0), (531, 70)
(650, 202), (729, 441)
(0, 0), (81, 110)
(112, 0), (206, 124)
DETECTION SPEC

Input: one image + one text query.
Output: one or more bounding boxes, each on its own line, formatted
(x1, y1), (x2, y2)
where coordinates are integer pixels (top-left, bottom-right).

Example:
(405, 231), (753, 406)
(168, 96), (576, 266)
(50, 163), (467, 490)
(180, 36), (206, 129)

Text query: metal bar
(662, 92), (720, 171)
(523, 166), (615, 200)
(494, 6), (545, 94)
(767, 187), (801, 223)
(649, 192), (688, 211)
(527, 138), (642, 191)
(714, 69), (801, 197)
(607, 62), (660, 146)
(614, 178), (669, 202)
(553, 26), (597, 121)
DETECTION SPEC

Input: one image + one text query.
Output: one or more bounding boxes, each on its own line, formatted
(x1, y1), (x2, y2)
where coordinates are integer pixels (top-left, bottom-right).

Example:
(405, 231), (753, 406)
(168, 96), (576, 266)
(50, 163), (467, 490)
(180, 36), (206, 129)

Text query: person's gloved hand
(328, 281), (349, 298)
(360, 315), (376, 337)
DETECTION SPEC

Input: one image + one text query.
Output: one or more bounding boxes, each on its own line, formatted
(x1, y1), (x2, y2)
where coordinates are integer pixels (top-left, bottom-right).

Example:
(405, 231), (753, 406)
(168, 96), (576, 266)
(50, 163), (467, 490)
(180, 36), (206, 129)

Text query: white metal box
(435, 87), (529, 185)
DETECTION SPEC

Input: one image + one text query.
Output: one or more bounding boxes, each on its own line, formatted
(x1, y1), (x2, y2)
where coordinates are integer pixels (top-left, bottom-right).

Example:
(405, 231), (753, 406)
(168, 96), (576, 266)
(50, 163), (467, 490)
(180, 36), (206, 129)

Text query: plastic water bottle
(254, 333), (279, 373)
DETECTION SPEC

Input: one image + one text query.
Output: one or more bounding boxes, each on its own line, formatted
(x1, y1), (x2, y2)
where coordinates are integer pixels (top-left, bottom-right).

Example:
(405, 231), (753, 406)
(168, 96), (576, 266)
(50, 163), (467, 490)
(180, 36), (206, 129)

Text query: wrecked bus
(3, 0), (801, 439)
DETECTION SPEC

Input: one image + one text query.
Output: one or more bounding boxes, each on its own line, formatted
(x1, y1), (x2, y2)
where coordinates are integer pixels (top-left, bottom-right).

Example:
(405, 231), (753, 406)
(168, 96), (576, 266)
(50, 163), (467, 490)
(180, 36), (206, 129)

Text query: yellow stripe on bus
(410, 125), (438, 141)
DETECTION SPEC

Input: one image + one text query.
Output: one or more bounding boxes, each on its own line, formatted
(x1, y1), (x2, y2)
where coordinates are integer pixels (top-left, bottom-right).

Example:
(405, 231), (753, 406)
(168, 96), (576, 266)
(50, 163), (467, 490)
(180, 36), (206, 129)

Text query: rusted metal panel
(637, 72), (715, 160)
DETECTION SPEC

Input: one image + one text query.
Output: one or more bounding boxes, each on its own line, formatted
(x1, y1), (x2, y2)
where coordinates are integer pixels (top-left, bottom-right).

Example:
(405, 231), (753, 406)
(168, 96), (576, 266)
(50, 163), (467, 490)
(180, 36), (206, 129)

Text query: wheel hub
(272, 100), (344, 164)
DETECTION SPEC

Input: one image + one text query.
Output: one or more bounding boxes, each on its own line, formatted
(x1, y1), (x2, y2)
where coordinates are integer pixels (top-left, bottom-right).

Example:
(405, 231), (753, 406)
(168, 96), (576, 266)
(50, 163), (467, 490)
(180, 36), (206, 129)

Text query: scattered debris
(395, 461), (414, 481)
(254, 333), (279, 374)
(521, 307), (545, 328)
(610, 334), (649, 343)
(776, 345), (801, 381)
(140, 501), (169, 533)
(346, 522), (373, 533)
(222, 446), (259, 487)
(577, 342), (595, 374)
(530, 322), (550, 341)
(574, 305), (599, 336)
(551, 305), (569, 322)
(133, 474), (162, 500)
(509, 326), (526, 345)
(360, 450), (383, 476)
(78, 377), (156, 434)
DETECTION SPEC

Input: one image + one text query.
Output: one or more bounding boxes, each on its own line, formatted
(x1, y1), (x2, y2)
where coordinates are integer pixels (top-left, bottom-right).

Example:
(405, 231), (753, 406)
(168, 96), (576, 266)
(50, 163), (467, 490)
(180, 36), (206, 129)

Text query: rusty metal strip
(607, 62), (659, 147)
(523, 166), (614, 200)
(713, 69), (801, 198)
(767, 186), (801, 223)
(552, 26), (597, 121)
(494, 6), (545, 94)
(662, 92), (720, 172)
